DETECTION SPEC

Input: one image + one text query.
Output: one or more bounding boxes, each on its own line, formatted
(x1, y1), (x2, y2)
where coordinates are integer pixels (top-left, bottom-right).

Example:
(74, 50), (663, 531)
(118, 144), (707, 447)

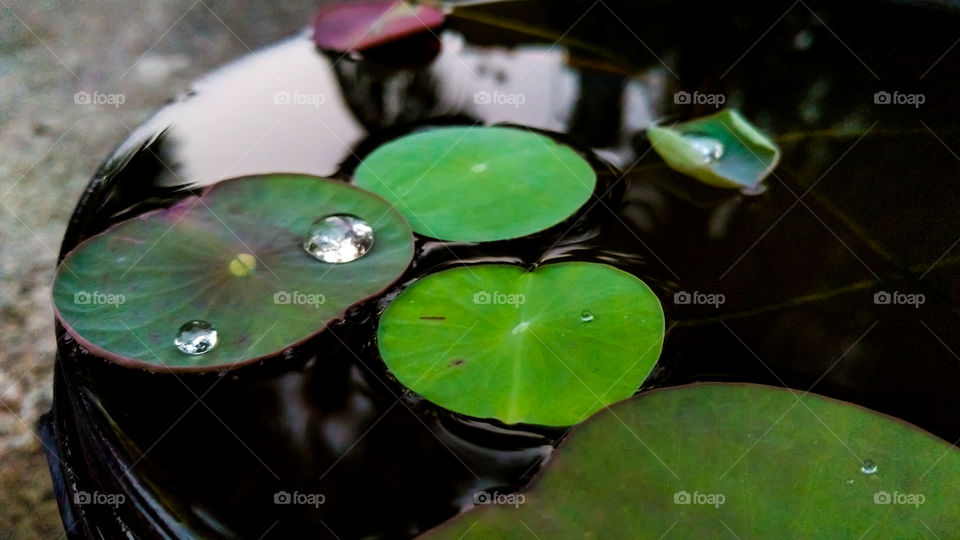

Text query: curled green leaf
(647, 109), (781, 191)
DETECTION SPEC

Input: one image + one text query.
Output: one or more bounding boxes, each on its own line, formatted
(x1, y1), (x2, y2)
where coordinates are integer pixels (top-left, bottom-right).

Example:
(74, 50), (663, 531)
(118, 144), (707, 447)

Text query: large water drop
(303, 214), (374, 263)
(174, 320), (218, 355)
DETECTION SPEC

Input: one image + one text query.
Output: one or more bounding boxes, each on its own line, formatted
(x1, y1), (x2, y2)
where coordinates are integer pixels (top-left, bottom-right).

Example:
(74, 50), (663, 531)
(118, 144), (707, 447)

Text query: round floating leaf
(647, 109), (781, 190)
(53, 174), (414, 371)
(312, 1), (445, 52)
(425, 383), (960, 538)
(377, 262), (665, 426)
(354, 126), (597, 242)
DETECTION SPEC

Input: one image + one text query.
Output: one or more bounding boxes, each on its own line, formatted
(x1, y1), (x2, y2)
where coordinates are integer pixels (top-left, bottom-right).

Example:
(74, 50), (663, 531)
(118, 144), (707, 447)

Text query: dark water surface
(45, 1), (960, 538)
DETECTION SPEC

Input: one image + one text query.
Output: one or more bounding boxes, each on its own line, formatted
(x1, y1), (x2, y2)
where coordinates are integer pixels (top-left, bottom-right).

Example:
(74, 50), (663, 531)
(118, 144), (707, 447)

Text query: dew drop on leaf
(303, 214), (374, 263)
(685, 135), (725, 163)
(174, 320), (218, 355)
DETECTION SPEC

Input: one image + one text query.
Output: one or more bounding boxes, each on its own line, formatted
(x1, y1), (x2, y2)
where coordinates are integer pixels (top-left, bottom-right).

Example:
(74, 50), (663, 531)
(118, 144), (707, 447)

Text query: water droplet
(793, 29), (814, 51)
(860, 459), (878, 475)
(512, 321), (530, 335)
(470, 163), (488, 174)
(846, 479), (855, 485)
(174, 320), (218, 355)
(580, 310), (594, 322)
(686, 135), (724, 163)
(303, 214), (374, 263)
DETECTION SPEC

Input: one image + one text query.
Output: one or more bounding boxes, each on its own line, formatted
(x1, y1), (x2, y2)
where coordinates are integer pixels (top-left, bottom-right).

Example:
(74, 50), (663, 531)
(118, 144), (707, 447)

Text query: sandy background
(0, 1), (320, 536)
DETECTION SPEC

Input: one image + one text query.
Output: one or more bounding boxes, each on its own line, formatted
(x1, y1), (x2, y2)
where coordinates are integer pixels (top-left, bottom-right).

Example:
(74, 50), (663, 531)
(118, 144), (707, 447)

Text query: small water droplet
(860, 459), (878, 475)
(512, 321), (530, 335)
(174, 320), (218, 355)
(846, 479), (855, 485)
(793, 29), (814, 51)
(303, 214), (374, 263)
(470, 163), (488, 174)
(580, 310), (594, 322)
(686, 135), (725, 163)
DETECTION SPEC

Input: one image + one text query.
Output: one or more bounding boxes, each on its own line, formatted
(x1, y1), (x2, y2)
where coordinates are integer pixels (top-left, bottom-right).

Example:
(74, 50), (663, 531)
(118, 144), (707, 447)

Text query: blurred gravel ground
(0, 1), (318, 536)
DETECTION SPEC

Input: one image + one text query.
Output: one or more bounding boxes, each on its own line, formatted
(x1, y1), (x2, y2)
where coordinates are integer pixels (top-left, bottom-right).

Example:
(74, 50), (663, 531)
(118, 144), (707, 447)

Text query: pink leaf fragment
(312, 1), (446, 52)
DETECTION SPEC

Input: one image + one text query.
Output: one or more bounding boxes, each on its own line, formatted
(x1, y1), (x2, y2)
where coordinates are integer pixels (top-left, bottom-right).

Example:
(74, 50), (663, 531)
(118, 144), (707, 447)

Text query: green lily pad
(354, 126), (597, 242)
(425, 383), (960, 538)
(376, 262), (665, 426)
(647, 109), (781, 190)
(53, 174), (414, 371)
